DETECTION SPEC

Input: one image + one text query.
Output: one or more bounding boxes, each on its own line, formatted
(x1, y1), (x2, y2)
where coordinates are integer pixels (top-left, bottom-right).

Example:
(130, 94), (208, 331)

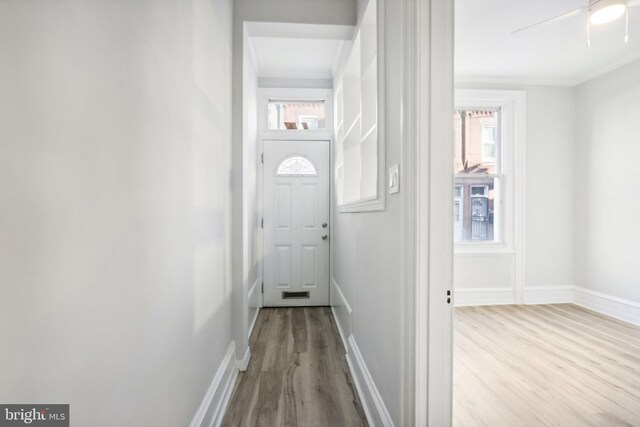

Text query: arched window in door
(276, 156), (317, 176)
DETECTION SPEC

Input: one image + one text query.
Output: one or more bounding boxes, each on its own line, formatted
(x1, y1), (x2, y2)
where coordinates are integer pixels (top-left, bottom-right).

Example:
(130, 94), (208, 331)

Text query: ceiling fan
(513, 0), (640, 45)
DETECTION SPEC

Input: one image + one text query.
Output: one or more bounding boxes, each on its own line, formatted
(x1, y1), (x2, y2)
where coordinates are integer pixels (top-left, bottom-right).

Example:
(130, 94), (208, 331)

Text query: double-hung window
(454, 108), (502, 243)
(453, 90), (525, 251)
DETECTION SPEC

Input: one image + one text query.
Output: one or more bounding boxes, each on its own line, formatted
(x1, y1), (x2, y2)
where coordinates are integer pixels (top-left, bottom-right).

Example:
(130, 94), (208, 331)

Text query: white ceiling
(456, 0), (640, 84)
(249, 36), (343, 79)
(246, 22), (355, 79)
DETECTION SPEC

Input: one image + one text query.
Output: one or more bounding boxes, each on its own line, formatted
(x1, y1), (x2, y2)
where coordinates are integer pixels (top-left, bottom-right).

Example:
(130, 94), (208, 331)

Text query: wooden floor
(454, 304), (640, 427)
(222, 307), (367, 427)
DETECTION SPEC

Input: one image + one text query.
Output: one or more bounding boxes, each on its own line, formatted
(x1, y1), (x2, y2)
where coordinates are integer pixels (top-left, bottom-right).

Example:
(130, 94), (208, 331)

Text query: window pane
(482, 142), (495, 162)
(453, 109), (500, 174)
(267, 101), (326, 130)
(471, 185), (487, 196)
(453, 177), (501, 242)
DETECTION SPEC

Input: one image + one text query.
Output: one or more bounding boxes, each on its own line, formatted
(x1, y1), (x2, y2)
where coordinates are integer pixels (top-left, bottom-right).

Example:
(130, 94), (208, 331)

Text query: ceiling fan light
(590, 2), (626, 25)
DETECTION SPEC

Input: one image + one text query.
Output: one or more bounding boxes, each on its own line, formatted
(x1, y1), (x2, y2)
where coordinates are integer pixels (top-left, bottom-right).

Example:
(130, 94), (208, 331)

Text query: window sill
(338, 195), (385, 213)
(454, 242), (513, 255)
(455, 250), (515, 257)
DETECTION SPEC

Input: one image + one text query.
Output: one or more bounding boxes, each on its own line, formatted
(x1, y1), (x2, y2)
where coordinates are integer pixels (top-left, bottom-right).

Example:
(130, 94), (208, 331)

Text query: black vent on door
(282, 291), (310, 299)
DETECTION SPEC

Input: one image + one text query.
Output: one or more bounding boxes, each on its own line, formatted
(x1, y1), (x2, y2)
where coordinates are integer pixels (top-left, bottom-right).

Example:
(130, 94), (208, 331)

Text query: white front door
(263, 140), (330, 306)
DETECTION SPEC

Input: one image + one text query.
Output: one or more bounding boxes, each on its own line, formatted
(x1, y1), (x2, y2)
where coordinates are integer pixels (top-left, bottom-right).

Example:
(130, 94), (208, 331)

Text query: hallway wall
(0, 0), (234, 425)
(331, 0), (405, 424)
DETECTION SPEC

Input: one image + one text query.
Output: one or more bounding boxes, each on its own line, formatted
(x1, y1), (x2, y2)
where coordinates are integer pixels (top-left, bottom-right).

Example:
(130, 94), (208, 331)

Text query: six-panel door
(263, 140), (330, 306)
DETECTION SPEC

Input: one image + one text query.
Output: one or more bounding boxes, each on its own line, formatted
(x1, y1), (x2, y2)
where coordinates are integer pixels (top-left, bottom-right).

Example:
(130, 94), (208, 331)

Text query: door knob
(322, 223), (328, 228)
(321, 234), (328, 240)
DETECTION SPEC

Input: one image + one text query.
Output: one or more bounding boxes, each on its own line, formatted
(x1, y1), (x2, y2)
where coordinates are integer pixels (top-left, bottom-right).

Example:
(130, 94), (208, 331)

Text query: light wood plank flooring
(454, 304), (640, 427)
(222, 307), (368, 427)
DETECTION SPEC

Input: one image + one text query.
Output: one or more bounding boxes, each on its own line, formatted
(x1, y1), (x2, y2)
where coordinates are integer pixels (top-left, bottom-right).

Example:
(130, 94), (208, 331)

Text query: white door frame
(259, 136), (333, 309)
(402, 0), (454, 425)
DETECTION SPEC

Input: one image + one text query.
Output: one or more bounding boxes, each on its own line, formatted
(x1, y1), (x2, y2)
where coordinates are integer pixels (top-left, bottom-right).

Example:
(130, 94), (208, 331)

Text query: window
(453, 89), (524, 252)
(276, 156), (317, 176)
(454, 186), (463, 198)
(470, 185), (488, 197)
(453, 108), (502, 243)
(267, 101), (326, 130)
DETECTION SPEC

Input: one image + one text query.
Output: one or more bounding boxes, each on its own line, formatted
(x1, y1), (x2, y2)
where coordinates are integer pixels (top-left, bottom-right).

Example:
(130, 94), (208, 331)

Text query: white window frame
(454, 89), (525, 254)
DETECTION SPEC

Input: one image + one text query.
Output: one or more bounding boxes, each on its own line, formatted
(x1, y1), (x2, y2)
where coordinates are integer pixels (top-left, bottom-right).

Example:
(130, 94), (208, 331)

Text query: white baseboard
(248, 306), (260, 339)
(524, 285), (573, 304)
(454, 287), (514, 306)
(346, 335), (395, 427)
(248, 278), (261, 337)
(455, 285), (640, 326)
(190, 341), (238, 427)
(573, 286), (640, 326)
(236, 346), (251, 371)
(330, 278), (352, 350)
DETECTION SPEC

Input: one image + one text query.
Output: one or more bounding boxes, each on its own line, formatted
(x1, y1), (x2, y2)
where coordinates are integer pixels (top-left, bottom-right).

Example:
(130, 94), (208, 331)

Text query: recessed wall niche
(334, 0), (385, 212)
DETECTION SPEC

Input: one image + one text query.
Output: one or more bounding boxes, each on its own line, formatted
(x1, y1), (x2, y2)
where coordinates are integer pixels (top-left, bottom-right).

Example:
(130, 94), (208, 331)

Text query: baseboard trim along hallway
(236, 346), (251, 372)
(346, 335), (395, 427)
(331, 278), (394, 426)
(190, 342), (238, 427)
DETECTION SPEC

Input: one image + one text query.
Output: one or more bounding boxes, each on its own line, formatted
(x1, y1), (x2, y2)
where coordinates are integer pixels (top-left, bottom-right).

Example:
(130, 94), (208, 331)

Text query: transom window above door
(258, 89), (333, 138)
(267, 100), (326, 130)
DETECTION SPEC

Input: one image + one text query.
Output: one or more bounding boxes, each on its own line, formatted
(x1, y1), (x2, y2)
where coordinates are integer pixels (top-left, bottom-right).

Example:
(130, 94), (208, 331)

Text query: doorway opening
(452, 0), (640, 425)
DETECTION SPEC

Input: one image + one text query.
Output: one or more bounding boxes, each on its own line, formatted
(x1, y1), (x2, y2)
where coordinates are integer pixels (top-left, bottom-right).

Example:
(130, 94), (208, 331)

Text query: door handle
(322, 223), (328, 228)
(321, 234), (328, 240)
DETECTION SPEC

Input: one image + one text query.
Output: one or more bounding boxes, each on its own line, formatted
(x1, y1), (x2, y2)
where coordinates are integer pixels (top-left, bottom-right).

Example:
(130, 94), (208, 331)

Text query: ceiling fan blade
(512, 6), (588, 34)
(629, 0), (640, 7)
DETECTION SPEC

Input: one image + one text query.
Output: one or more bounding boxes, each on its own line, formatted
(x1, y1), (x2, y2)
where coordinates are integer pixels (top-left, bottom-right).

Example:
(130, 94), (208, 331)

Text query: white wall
(235, 0), (356, 27)
(0, 0), (234, 425)
(244, 30), (261, 340)
(231, 0), (357, 360)
(258, 77), (334, 89)
(453, 84), (575, 303)
(574, 60), (640, 303)
(331, 0), (405, 423)
(526, 87), (575, 289)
